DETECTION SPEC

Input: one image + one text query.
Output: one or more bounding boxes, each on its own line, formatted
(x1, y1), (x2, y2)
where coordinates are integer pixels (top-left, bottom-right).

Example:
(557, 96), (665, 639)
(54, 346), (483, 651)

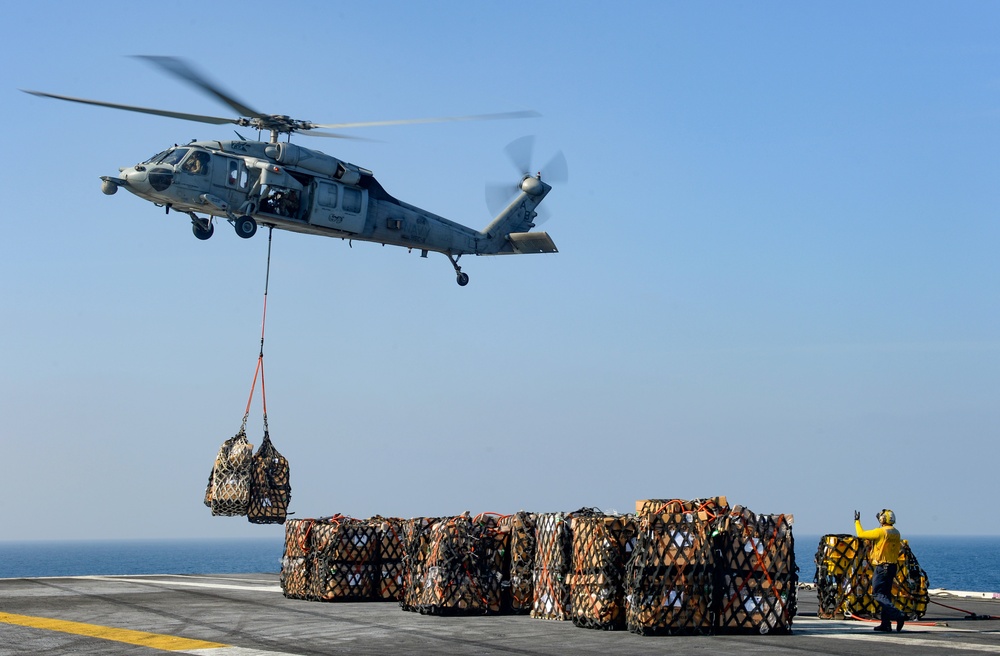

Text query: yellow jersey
(855, 520), (901, 565)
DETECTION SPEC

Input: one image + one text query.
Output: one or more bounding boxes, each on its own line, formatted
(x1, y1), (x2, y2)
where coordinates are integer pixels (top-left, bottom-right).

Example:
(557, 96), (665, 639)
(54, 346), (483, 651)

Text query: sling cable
(204, 226), (291, 523)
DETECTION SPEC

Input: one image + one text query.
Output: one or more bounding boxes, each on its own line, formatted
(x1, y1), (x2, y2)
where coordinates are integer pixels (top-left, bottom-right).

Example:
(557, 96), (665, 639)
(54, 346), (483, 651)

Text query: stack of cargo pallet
(279, 515), (403, 602)
(531, 512), (574, 620)
(375, 517), (406, 601)
(625, 499), (723, 635)
(567, 512), (636, 630)
(717, 506), (797, 634)
(399, 517), (439, 611)
(403, 513), (509, 615)
(277, 498), (802, 639)
(280, 518), (313, 600)
(502, 512), (537, 614)
(814, 534), (928, 621)
(309, 515), (379, 601)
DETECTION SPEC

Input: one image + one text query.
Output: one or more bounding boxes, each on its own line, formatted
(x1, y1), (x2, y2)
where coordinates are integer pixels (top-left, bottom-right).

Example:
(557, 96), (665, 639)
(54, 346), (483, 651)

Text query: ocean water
(1, 534), (998, 593)
(0, 538), (284, 579)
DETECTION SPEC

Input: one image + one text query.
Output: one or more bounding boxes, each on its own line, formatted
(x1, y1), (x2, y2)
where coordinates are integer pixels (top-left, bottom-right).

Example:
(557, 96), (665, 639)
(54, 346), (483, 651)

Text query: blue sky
(1, 2), (997, 541)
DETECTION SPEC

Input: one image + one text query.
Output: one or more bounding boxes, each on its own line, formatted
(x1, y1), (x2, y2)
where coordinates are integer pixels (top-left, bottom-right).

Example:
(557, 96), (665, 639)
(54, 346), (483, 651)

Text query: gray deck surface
(1, 574), (998, 655)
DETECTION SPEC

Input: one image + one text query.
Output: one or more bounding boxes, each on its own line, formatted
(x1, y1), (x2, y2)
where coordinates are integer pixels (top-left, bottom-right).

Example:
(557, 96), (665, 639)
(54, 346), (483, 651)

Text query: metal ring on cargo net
(241, 226), (275, 436)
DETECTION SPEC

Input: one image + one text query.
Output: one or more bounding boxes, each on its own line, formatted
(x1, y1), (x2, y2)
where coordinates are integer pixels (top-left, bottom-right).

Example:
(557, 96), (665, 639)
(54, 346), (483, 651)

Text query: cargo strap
(241, 226), (274, 435)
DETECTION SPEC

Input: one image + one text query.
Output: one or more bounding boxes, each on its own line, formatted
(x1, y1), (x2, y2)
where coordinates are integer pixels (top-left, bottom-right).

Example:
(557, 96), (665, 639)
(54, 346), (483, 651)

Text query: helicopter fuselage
(102, 140), (556, 284)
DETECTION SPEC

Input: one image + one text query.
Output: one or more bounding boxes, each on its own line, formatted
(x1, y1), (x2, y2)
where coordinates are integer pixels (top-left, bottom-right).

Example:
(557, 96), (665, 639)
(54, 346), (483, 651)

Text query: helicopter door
(308, 181), (367, 233)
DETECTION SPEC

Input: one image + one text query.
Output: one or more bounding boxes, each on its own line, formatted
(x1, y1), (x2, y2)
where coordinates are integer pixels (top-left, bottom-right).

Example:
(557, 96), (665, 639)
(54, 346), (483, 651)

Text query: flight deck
(1, 574), (998, 655)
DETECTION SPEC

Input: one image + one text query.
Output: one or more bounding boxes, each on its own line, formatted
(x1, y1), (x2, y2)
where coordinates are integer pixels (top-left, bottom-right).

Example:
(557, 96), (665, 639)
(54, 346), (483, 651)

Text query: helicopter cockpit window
(181, 151), (210, 175)
(159, 148), (190, 167)
(343, 187), (362, 213)
(143, 149), (171, 164)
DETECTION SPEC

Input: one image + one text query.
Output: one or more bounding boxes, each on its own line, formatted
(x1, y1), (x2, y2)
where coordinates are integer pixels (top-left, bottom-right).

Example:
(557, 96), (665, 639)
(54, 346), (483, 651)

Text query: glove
(854, 510), (861, 522)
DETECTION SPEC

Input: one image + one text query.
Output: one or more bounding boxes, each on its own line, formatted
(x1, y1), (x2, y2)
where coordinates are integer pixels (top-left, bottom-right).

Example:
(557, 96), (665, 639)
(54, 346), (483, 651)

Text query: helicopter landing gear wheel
(192, 219), (214, 240)
(446, 253), (469, 287)
(235, 215), (257, 239)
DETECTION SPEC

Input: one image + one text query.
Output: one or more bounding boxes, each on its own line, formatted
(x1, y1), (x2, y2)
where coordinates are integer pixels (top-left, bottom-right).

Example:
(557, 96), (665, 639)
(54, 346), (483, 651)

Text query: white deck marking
(83, 575), (281, 593)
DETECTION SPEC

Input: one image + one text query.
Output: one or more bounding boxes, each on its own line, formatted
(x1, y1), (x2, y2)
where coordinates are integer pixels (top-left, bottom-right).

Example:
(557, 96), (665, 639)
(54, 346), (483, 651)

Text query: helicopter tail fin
(480, 177), (552, 252)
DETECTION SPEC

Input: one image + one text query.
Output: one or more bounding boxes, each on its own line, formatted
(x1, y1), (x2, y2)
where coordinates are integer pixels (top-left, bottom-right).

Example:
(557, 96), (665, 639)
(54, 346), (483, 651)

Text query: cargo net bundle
(309, 515), (380, 601)
(204, 429), (291, 523)
(531, 512), (574, 620)
(204, 431), (255, 517)
(280, 518), (313, 600)
(567, 511), (636, 630)
(814, 535), (928, 621)
(501, 512), (537, 614)
(717, 506), (798, 634)
(399, 517), (440, 612)
(279, 516), (404, 602)
(247, 432), (291, 524)
(405, 513), (510, 616)
(625, 499), (724, 636)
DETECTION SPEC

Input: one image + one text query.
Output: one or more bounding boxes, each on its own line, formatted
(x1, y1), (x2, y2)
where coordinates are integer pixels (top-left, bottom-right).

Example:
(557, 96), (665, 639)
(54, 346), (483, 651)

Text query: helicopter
(23, 56), (567, 286)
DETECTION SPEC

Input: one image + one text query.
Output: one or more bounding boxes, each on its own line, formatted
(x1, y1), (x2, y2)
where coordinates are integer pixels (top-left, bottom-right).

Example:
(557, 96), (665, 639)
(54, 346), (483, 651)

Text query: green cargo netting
(814, 534), (928, 621)
(247, 432), (291, 524)
(204, 431), (254, 517)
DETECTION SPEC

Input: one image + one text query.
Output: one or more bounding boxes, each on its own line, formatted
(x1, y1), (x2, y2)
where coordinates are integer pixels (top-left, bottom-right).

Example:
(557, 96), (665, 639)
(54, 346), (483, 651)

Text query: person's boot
(896, 617), (905, 632)
(874, 623), (892, 632)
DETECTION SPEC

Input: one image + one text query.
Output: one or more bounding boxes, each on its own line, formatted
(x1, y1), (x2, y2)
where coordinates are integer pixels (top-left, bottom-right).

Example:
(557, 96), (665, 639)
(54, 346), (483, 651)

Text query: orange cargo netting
(567, 511), (636, 630)
(717, 507), (797, 634)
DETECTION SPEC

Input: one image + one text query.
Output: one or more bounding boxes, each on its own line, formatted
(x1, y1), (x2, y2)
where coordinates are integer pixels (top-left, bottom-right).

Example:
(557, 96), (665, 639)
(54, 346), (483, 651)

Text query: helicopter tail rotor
(486, 135), (568, 223)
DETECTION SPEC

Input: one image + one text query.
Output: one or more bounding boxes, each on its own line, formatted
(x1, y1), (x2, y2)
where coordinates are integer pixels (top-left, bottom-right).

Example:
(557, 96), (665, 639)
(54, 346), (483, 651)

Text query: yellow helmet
(876, 509), (896, 526)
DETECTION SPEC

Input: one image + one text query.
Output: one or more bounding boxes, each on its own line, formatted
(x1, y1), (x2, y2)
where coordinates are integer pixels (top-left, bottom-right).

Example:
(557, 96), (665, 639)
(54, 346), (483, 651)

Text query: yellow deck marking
(0, 612), (228, 651)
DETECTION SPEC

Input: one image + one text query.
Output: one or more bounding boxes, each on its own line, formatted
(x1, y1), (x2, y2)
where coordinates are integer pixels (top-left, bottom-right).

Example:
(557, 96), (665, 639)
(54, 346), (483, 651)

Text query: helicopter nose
(123, 166), (173, 193)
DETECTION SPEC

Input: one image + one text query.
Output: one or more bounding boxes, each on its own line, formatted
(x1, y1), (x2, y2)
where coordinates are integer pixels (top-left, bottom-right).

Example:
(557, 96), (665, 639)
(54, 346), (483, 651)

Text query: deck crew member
(855, 508), (906, 632)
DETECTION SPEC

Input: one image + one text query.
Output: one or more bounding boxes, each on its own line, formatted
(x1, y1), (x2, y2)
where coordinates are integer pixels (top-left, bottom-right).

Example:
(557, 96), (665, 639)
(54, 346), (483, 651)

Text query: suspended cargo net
(247, 431), (291, 524)
(502, 512), (537, 614)
(280, 518), (314, 599)
(814, 534), (928, 621)
(413, 513), (508, 615)
(567, 513), (636, 630)
(204, 431), (255, 516)
(717, 506), (797, 634)
(531, 512), (574, 620)
(625, 510), (717, 635)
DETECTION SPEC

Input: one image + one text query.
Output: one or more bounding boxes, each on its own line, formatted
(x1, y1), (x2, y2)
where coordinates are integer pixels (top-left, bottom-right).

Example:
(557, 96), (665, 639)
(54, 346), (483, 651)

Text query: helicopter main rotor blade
(310, 110), (540, 131)
(134, 55), (264, 119)
(297, 129), (374, 141)
(22, 89), (237, 126)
